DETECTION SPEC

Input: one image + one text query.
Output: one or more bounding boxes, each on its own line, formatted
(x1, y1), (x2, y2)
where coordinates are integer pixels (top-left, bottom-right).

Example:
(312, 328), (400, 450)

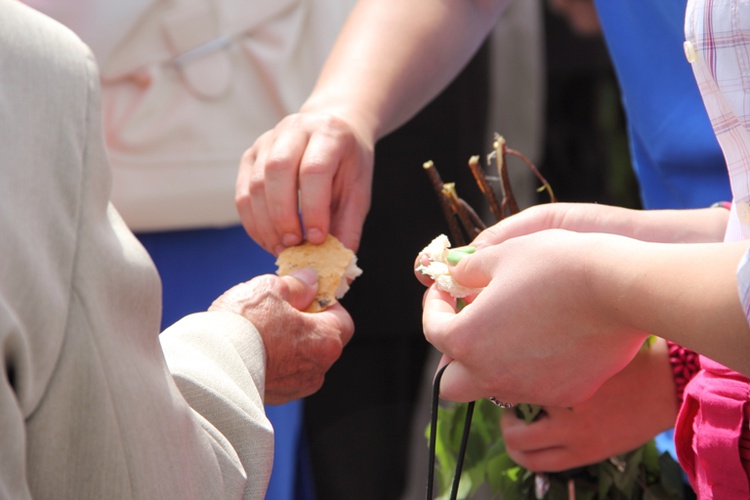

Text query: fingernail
(290, 268), (318, 287)
(446, 246), (476, 265)
(306, 228), (324, 244)
(282, 233), (301, 247)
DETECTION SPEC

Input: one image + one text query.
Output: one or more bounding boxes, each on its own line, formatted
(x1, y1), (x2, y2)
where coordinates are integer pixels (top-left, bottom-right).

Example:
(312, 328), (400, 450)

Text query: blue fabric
(594, 0), (731, 210)
(136, 224), (312, 500)
(594, 0), (731, 464)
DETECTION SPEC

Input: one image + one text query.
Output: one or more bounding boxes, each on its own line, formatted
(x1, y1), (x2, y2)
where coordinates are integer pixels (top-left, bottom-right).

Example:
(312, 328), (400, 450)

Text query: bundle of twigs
(422, 133), (555, 246)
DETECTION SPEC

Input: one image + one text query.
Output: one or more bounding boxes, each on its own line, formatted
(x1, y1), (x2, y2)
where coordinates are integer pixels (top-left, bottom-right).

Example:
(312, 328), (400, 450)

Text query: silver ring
(488, 396), (514, 409)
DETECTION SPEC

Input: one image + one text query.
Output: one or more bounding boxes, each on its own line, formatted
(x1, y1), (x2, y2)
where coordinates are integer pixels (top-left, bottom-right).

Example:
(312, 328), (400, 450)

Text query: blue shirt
(594, 0), (731, 209)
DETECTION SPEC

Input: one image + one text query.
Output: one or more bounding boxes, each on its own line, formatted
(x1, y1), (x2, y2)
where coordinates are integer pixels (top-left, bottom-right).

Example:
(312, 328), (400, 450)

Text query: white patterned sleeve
(736, 248), (750, 325)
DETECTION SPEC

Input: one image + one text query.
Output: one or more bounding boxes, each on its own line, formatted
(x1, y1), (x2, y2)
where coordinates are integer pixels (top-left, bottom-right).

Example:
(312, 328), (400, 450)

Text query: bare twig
(423, 134), (551, 248)
(442, 183), (473, 245)
(505, 147), (557, 204)
(423, 161), (464, 244)
(467, 155), (503, 221)
(458, 198), (487, 233)
(492, 135), (520, 216)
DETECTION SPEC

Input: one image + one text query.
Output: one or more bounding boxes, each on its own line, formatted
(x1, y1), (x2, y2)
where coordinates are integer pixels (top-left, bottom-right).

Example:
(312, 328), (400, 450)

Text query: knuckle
(249, 274), (276, 289)
(315, 332), (345, 368)
(299, 155), (332, 178)
(235, 180), (254, 204)
(247, 177), (266, 199)
(264, 154), (293, 176)
(240, 146), (257, 165)
(307, 375), (325, 395)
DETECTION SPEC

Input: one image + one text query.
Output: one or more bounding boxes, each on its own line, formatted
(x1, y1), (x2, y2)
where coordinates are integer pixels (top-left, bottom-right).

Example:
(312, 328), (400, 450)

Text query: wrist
(585, 233), (653, 343)
(301, 94), (381, 144)
(634, 208), (729, 243)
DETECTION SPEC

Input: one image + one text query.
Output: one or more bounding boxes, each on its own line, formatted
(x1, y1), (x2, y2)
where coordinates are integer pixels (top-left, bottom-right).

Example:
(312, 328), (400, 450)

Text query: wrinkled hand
(501, 338), (677, 472)
(236, 111), (374, 255)
(421, 228), (648, 407)
(210, 268), (354, 405)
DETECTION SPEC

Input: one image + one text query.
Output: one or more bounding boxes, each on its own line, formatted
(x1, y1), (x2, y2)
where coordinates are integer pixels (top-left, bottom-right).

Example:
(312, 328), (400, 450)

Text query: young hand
(235, 111), (374, 256)
(422, 228), (649, 407)
(500, 338), (677, 471)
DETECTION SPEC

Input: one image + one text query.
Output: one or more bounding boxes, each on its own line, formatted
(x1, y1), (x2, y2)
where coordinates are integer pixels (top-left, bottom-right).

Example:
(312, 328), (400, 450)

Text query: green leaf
(657, 451), (687, 498)
(515, 403), (545, 424)
(427, 397), (687, 499)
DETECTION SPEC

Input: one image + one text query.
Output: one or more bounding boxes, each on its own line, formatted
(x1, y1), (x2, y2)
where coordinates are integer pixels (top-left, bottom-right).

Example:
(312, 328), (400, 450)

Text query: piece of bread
(416, 234), (481, 298)
(276, 234), (363, 312)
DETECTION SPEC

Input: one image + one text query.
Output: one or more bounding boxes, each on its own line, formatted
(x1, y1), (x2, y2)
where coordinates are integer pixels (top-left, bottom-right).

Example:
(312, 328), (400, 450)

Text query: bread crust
(276, 234), (362, 312)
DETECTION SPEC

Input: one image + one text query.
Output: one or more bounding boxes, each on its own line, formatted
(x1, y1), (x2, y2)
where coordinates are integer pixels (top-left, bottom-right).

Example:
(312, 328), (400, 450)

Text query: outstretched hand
(236, 111), (374, 256)
(210, 269), (354, 405)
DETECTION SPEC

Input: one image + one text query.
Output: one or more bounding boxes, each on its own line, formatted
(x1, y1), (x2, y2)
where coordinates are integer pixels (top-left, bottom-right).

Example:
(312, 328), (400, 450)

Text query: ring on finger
(488, 396), (514, 409)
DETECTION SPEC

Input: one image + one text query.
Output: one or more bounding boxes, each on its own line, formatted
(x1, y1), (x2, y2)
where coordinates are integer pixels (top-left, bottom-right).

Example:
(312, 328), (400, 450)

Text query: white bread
(416, 234), (481, 298)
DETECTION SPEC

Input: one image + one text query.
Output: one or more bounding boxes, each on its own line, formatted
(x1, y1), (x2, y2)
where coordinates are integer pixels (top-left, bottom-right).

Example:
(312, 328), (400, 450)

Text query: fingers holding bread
(276, 234), (362, 312)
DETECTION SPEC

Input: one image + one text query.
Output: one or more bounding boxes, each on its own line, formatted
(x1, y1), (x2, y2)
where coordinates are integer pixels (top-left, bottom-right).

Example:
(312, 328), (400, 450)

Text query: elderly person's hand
(500, 338), (677, 471)
(236, 111), (374, 256)
(210, 268), (354, 405)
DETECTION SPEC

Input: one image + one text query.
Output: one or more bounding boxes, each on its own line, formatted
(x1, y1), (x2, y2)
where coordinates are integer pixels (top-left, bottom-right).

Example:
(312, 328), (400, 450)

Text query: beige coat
(0, 3), (273, 498)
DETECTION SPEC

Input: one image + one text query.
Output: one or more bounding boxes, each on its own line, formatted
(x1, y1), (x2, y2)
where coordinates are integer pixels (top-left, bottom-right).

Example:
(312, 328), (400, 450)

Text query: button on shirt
(679, 0), (750, 497)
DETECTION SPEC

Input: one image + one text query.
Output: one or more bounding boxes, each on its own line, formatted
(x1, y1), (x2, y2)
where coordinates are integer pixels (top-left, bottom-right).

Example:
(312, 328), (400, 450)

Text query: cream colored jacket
(0, 3), (272, 498)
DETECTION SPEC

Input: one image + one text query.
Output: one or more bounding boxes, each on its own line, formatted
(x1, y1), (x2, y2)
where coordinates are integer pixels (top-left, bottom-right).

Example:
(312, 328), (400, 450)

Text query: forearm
(551, 205), (729, 243)
(476, 204), (729, 249)
(594, 237), (750, 375)
(301, 0), (508, 140)
(630, 207), (729, 243)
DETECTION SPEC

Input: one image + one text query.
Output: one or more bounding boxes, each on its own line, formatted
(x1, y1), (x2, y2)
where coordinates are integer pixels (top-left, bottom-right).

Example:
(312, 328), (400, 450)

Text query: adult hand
(501, 338), (678, 471)
(236, 111), (374, 256)
(210, 268), (354, 405)
(422, 228), (649, 407)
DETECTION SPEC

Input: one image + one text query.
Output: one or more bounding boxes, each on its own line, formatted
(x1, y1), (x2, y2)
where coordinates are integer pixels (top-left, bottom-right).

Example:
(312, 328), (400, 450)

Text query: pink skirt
(676, 356), (750, 498)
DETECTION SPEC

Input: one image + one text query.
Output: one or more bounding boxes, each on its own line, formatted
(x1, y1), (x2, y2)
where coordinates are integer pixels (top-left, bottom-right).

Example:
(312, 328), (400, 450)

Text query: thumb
(447, 247), (496, 290)
(281, 268), (319, 311)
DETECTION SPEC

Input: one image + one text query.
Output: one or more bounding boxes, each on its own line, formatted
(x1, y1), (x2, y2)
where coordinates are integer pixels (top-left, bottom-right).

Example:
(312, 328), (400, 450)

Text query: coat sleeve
(159, 311), (275, 499)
